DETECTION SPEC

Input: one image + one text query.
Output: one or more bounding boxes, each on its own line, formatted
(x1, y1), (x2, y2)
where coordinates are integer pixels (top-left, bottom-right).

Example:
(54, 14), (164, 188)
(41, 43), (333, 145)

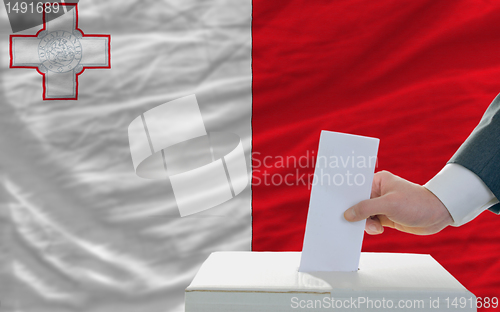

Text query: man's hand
(344, 171), (454, 235)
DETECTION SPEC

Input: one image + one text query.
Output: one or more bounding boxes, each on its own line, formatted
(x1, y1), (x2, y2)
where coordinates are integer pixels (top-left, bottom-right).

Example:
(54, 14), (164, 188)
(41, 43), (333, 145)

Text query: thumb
(344, 196), (393, 222)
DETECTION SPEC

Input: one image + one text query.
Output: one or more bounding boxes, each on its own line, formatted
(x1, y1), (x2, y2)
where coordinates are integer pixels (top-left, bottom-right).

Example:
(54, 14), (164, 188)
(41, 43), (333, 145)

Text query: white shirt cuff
(424, 163), (499, 226)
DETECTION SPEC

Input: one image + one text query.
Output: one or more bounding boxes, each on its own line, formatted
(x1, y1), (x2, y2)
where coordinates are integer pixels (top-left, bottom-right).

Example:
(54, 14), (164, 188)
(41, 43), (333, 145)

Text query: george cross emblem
(9, 3), (111, 100)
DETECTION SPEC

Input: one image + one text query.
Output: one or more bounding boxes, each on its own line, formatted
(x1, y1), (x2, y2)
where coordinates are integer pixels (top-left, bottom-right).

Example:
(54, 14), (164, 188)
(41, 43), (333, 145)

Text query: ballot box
(185, 251), (476, 312)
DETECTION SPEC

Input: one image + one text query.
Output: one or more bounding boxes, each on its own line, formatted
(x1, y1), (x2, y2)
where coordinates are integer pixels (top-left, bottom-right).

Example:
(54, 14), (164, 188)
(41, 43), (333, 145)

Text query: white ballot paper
(299, 131), (379, 272)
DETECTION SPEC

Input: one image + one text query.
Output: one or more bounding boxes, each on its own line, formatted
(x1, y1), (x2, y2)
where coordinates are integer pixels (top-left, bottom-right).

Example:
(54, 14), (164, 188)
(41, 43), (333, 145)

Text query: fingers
(370, 170), (392, 199)
(347, 171), (396, 223)
(377, 214), (396, 229)
(365, 216), (383, 235)
(344, 195), (394, 222)
(370, 172), (383, 199)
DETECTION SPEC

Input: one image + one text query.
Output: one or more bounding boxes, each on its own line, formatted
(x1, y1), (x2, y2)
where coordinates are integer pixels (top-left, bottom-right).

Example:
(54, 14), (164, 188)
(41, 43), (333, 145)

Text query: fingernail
(368, 224), (379, 233)
(346, 208), (356, 221)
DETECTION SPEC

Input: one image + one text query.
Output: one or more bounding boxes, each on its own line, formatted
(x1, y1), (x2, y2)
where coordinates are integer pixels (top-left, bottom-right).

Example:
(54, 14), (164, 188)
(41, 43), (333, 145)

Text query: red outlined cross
(9, 3), (111, 100)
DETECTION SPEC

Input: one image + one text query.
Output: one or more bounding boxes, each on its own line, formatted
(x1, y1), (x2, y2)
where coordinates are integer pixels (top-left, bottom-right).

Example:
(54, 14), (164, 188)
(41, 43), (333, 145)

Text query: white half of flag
(0, 1), (251, 311)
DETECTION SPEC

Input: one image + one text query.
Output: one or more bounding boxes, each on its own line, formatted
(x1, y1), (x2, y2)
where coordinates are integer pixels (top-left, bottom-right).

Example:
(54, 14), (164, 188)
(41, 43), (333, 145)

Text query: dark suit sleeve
(448, 93), (500, 214)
